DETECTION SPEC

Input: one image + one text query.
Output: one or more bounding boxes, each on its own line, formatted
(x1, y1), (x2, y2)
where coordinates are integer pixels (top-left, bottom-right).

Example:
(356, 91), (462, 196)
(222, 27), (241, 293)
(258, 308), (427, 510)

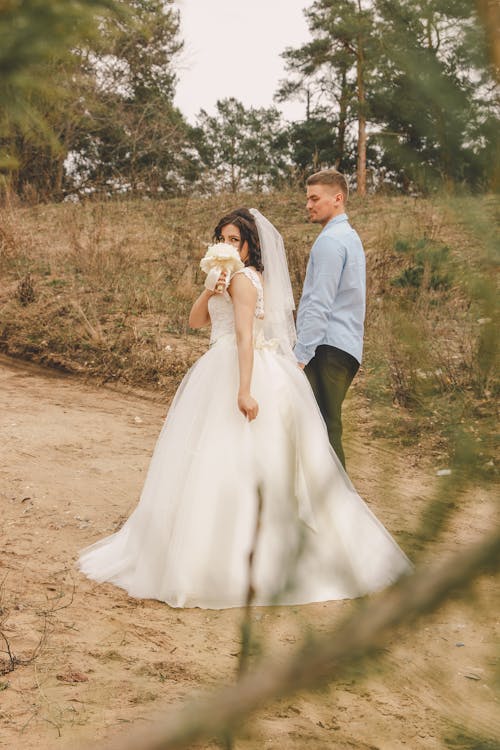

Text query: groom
(294, 169), (366, 469)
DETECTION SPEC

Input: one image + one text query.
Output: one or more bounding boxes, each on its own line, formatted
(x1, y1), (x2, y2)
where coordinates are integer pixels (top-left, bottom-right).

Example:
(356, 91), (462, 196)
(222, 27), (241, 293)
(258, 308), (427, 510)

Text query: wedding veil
(249, 208), (297, 356)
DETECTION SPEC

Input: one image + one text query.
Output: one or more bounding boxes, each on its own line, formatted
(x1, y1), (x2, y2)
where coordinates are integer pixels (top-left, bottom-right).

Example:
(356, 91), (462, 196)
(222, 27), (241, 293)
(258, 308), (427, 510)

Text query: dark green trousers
(305, 345), (359, 469)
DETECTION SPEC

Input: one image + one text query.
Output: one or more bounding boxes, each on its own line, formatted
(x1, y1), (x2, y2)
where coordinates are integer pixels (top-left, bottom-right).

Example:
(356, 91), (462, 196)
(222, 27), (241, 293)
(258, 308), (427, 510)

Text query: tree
(1, 0), (194, 200)
(194, 98), (289, 193)
(68, 0), (193, 196)
(372, 0), (499, 191)
(284, 117), (357, 181)
(0, 0), (118, 178)
(279, 0), (376, 195)
(278, 0), (497, 193)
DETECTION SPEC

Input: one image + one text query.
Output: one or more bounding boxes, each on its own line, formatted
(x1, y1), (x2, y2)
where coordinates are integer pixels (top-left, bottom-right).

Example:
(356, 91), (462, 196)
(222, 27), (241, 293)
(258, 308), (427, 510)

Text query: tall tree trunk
(335, 66), (349, 171)
(356, 42), (367, 196)
(230, 136), (237, 193)
(476, 0), (500, 80)
(356, 1), (367, 196)
(54, 120), (73, 200)
(230, 160), (236, 194)
(475, 0), (499, 190)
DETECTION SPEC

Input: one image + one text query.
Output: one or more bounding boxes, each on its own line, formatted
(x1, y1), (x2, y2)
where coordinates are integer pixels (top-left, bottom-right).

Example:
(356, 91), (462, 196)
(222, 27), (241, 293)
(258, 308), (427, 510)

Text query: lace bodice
(208, 267), (264, 345)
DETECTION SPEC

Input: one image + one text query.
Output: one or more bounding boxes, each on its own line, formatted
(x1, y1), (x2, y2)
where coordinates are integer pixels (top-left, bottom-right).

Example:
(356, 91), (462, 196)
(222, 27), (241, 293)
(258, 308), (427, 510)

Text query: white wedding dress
(78, 268), (412, 608)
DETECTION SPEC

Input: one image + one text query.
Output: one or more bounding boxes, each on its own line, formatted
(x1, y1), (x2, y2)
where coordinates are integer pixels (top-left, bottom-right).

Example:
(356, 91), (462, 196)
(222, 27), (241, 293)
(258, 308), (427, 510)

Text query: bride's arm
(189, 270), (229, 328)
(188, 289), (213, 328)
(229, 274), (259, 421)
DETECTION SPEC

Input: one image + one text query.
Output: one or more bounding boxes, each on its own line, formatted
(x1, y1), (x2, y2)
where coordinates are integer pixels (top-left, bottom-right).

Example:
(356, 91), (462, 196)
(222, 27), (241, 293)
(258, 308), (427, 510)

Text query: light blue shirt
(294, 213), (366, 366)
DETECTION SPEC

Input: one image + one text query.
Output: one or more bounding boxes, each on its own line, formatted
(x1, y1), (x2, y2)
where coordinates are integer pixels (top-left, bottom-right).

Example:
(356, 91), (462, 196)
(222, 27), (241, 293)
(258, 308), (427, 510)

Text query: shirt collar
(324, 213), (348, 229)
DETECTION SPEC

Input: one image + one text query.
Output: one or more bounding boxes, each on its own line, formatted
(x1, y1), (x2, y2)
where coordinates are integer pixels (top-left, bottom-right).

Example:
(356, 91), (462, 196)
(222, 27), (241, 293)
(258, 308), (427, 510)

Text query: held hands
(238, 392), (259, 421)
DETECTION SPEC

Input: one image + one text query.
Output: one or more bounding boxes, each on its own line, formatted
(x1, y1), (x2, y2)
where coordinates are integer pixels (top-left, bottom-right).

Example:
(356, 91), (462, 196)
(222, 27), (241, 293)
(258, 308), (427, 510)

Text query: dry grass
(0, 193), (497, 749)
(0, 192), (497, 469)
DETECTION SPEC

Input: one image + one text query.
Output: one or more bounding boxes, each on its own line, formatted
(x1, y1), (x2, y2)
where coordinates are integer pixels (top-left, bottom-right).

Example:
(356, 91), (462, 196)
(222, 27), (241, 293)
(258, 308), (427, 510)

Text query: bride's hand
(204, 269), (227, 294)
(238, 392), (259, 421)
(215, 270), (228, 293)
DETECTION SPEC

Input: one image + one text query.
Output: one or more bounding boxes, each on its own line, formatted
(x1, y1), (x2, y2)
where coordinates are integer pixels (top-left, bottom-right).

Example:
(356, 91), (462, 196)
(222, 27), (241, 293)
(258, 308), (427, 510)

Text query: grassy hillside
(0, 192), (497, 475)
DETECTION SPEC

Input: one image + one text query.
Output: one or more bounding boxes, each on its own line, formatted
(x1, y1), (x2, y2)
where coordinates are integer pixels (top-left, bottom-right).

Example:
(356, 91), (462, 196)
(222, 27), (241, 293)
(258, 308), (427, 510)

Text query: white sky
(173, 0), (311, 123)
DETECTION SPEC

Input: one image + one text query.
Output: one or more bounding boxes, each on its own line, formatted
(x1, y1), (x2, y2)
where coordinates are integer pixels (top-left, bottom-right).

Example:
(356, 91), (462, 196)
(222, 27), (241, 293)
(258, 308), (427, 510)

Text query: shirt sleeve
(294, 235), (345, 365)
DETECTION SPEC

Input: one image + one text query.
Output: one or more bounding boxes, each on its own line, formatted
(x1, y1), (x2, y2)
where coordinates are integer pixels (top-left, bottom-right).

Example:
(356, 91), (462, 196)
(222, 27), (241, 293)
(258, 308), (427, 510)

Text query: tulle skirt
(78, 335), (412, 608)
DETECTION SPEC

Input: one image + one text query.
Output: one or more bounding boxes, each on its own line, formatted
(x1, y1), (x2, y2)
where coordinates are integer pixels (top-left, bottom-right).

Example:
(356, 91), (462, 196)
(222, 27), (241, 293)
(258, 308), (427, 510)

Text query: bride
(78, 208), (412, 608)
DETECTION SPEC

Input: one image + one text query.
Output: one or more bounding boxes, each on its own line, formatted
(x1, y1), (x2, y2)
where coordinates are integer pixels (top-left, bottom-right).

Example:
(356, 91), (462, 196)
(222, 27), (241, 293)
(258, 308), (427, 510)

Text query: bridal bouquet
(200, 243), (244, 293)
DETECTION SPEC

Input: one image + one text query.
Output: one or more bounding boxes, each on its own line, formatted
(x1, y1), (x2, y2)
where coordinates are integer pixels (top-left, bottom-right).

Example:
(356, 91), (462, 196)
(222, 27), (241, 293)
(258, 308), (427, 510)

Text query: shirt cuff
(293, 343), (315, 366)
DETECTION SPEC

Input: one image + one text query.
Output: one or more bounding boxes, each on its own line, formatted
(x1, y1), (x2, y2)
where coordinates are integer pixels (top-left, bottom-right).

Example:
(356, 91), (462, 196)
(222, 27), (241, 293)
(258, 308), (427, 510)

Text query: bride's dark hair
(213, 208), (264, 272)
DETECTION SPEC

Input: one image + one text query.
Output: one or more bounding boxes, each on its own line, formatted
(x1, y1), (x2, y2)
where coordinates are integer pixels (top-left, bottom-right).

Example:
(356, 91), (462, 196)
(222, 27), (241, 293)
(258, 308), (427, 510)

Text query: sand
(0, 355), (497, 750)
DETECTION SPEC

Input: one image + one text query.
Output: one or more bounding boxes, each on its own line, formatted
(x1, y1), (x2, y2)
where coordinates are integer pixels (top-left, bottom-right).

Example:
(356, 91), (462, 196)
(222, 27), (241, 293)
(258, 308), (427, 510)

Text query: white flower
(200, 243), (244, 274)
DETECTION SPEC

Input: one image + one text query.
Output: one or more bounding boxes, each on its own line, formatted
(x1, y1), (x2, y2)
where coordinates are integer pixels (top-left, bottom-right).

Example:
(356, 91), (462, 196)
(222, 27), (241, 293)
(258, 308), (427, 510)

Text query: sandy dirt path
(0, 355), (497, 750)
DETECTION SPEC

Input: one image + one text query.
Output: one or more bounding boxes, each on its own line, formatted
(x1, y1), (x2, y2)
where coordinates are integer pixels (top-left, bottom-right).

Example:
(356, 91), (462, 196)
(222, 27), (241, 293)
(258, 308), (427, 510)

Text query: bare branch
(99, 529), (500, 750)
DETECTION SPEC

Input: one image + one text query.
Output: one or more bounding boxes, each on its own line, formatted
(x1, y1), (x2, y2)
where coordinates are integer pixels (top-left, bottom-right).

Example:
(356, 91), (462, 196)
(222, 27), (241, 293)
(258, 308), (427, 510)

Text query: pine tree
(66, 0), (192, 197)
(1, 0), (194, 200)
(194, 98), (288, 193)
(0, 0), (118, 180)
(372, 0), (498, 190)
(279, 0), (375, 194)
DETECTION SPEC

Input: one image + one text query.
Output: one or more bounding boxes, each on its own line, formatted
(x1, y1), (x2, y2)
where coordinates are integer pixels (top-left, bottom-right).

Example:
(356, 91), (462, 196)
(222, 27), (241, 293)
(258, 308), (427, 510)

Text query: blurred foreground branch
(100, 528), (500, 750)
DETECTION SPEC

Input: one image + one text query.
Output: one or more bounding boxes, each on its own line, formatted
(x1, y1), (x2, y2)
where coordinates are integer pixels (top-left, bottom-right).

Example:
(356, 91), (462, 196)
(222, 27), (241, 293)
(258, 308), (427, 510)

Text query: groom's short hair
(307, 169), (349, 202)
